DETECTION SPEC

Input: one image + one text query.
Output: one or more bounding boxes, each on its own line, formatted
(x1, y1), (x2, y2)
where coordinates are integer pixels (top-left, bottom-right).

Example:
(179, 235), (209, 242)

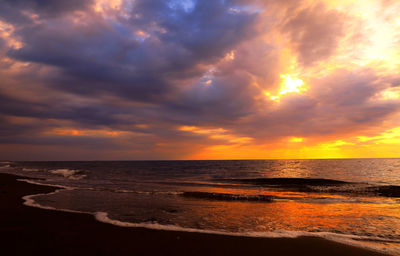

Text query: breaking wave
(222, 178), (400, 198)
(49, 169), (86, 180)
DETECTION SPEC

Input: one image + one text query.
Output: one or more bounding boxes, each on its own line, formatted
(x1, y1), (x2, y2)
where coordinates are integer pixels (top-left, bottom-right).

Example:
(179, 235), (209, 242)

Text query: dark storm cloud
(163, 71), (260, 125)
(0, 0), (94, 24)
(0, 90), (144, 130)
(0, 0), (260, 128)
(8, 0), (259, 103)
(0, 92), (49, 118)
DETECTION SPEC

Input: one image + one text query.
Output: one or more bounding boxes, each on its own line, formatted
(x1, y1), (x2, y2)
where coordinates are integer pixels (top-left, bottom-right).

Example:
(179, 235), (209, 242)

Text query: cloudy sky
(1, 0), (400, 160)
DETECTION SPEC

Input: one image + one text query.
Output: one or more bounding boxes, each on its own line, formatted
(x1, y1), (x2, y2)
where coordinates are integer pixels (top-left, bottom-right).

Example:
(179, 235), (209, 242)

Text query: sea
(1, 159), (399, 255)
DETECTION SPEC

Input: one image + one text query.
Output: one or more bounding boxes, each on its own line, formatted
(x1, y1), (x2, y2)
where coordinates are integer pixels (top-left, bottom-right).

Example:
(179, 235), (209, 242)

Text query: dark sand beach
(0, 173), (389, 256)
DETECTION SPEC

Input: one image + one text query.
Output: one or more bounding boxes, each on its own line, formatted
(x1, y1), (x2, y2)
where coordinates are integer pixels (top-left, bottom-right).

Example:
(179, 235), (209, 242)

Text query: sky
(1, 0), (400, 160)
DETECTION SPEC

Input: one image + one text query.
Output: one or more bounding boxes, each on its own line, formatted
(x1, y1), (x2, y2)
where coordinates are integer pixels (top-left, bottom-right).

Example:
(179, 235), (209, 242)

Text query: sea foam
(94, 212), (398, 255)
(49, 169), (86, 180)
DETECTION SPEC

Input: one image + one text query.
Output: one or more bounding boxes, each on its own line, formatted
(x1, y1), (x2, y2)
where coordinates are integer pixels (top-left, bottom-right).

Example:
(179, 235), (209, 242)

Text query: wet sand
(0, 173), (389, 256)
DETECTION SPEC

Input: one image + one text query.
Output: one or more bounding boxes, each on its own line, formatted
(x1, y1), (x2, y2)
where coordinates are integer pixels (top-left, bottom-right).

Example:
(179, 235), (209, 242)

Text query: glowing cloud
(94, 0), (123, 12)
(265, 74), (307, 102)
(179, 126), (253, 145)
(378, 87), (400, 101)
(45, 128), (130, 137)
(0, 19), (23, 49)
(289, 137), (304, 143)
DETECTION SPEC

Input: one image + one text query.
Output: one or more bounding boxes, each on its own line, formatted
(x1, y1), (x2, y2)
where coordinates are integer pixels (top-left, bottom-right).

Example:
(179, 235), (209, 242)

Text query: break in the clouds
(1, 0), (400, 160)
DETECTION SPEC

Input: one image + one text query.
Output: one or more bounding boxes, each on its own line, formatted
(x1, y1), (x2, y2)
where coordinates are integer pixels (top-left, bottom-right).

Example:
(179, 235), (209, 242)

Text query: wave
(18, 178), (76, 190)
(21, 180), (80, 213)
(370, 185), (400, 197)
(17, 175), (182, 196)
(308, 184), (400, 198)
(2, 165), (88, 181)
(222, 178), (400, 198)
(49, 169), (86, 180)
(94, 212), (398, 255)
(182, 191), (274, 202)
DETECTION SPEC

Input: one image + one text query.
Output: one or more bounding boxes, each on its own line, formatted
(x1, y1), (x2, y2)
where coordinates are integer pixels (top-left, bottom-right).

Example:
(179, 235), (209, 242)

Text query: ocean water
(1, 159), (400, 255)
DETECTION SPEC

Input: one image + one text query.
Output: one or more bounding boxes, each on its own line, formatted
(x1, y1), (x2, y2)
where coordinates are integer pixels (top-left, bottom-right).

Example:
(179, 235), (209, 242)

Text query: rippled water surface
(1, 159), (400, 255)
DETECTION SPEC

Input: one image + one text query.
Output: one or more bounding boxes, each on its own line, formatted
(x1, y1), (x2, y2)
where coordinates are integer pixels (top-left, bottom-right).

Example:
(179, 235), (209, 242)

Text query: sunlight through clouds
(264, 75), (307, 102)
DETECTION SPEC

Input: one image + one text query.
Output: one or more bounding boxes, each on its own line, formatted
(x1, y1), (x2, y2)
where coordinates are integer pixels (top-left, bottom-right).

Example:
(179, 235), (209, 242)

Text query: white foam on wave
(19, 179), (88, 216)
(94, 211), (244, 234)
(94, 212), (398, 255)
(0, 164), (11, 168)
(96, 213), (399, 254)
(23, 193), (86, 214)
(17, 178), (76, 190)
(49, 169), (86, 180)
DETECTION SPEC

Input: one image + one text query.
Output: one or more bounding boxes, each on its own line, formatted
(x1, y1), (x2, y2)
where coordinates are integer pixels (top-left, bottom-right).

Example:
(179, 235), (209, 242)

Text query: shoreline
(0, 173), (390, 256)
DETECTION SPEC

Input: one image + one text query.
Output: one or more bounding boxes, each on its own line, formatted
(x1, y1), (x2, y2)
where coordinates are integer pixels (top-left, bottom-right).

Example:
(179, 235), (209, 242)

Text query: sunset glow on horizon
(1, 0), (400, 160)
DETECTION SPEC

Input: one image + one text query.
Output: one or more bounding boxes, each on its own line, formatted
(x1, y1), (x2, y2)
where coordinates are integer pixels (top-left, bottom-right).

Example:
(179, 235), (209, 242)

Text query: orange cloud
(179, 126), (253, 144)
(45, 128), (129, 137)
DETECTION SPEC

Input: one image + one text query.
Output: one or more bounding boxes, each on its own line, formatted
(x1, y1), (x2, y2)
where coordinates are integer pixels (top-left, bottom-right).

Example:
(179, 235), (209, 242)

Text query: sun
(279, 74), (306, 95)
(264, 74), (306, 102)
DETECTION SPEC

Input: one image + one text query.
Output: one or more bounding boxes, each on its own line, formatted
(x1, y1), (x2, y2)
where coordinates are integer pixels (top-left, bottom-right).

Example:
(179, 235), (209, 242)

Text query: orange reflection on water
(181, 186), (400, 238)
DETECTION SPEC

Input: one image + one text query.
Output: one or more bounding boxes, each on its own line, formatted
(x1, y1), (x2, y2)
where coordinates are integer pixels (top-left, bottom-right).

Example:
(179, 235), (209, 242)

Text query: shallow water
(1, 159), (399, 255)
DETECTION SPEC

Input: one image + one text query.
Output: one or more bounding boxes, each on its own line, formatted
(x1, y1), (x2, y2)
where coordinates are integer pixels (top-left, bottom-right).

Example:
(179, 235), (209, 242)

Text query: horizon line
(4, 157), (400, 162)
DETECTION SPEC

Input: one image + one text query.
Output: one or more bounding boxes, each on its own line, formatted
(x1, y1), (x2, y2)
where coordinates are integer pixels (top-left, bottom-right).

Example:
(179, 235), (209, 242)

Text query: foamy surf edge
(22, 190), (85, 215)
(17, 178), (76, 190)
(16, 178), (396, 256)
(94, 212), (395, 255)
